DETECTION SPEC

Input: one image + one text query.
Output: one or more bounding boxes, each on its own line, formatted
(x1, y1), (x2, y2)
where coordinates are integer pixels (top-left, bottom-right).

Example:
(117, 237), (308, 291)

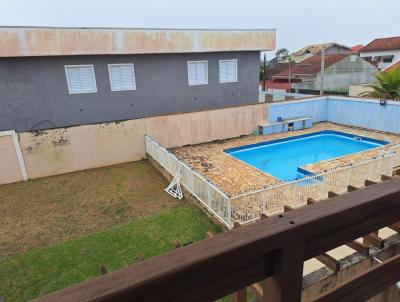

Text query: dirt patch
(0, 160), (179, 259)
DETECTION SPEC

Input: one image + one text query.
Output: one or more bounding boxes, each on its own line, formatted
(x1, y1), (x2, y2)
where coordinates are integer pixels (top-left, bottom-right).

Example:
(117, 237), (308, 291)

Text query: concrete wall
(349, 83), (374, 97)
(10, 102), (268, 181)
(0, 135), (23, 184)
(293, 56), (378, 91)
(268, 96), (400, 134)
(0, 51), (260, 132)
(268, 97), (328, 123)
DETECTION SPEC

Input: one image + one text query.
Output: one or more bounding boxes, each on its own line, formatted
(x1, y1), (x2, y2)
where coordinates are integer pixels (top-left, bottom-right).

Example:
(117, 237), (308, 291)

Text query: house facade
(272, 54), (378, 93)
(359, 36), (400, 70)
(0, 27), (276, 132)
(289, 43), (351, 63)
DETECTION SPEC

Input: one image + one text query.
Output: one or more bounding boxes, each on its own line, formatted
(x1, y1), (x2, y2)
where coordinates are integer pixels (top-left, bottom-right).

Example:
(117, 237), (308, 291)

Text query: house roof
(360, 36), (400, 53)
(0, 26), (276, 57)
(265, 63), (290, 79)
(292, 43), (351, 56)
(274, 54), (349, 77)
(351, 45), (364, 53)
(383, 60), (400, 72)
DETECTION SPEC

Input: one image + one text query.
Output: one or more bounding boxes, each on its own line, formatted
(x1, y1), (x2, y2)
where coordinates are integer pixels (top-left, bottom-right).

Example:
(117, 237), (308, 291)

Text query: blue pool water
(225, 130), (388, 181)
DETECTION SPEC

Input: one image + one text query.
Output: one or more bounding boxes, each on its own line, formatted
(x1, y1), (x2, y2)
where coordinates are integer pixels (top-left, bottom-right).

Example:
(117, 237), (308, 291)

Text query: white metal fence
(146, 135), (400, 228)
(145, 136), (232, 228)
(231, 152), (397, 224)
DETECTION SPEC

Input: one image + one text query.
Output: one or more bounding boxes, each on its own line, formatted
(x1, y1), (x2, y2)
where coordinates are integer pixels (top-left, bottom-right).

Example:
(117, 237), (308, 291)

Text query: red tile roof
(351, 45), (364, 53)
(360, 36), (400, 52)
(265, 63), (290, 79)
(274, 54), (348, 77)
(383, 61), (400, 72)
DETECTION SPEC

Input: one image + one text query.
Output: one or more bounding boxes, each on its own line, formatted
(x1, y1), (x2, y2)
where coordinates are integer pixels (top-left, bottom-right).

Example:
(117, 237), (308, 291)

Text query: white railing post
(227, 197), (232, 229)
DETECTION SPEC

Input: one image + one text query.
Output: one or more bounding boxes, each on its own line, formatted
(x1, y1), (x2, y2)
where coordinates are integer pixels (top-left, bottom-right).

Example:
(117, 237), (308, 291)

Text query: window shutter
(188, 61), (208, 85)
(109, 64), (136, 91)
(219, 60), (237, 83)
(65, 65), (97, 94)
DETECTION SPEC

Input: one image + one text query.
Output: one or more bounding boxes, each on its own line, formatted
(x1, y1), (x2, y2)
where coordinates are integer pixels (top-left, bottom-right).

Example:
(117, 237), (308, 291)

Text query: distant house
(289, 43), (351, 63)
(360, 36), (400, 69)
(349, 60), (400, 97)
(382, 60), (400, 73)
(351, 45), (364, 53)
(0, 27), (276, 132)
(272, 54), (378, 93)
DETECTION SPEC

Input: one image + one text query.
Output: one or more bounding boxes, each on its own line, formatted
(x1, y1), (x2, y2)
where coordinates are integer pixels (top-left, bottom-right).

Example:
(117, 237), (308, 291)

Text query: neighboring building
(359, 36), (400, 69)
(351, 45), (364, 53)
(265, 62), (289, 80)
(289, 43), (351, 63)
(349, 60), (400, 97)
(0, 27), (276, 132)
(382, 60), (400, 73)
(272, 54), (378, 93)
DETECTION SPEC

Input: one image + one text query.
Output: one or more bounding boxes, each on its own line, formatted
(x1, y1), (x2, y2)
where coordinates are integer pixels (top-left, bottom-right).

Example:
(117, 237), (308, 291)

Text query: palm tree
(360, 68), (400, 100)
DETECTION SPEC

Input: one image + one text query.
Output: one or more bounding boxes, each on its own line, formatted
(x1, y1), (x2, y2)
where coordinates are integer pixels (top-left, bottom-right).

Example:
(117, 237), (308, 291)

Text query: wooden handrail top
(31, 177), (400, 302)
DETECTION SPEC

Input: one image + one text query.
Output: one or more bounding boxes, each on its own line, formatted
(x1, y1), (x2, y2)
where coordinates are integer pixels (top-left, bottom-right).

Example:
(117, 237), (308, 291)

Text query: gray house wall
(324, 45), (351, 55)
(0, 51), (260, 132)
(293, 56), (378, 92)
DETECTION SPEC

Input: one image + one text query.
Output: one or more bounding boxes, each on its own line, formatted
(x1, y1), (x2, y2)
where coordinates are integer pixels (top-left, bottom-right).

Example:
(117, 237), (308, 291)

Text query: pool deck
(171, 122), (400, 196)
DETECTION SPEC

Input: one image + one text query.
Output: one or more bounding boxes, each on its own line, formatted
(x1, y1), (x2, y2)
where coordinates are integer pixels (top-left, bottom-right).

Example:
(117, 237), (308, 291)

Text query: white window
(219, 59), (238, 83)
(108, 64), (136, 91)
(187, 61), (208, 86)
(65, 65), (97, 94)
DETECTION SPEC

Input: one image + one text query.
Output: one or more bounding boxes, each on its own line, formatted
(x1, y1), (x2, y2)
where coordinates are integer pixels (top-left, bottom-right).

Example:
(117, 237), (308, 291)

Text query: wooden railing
(31, 177), (400, 302)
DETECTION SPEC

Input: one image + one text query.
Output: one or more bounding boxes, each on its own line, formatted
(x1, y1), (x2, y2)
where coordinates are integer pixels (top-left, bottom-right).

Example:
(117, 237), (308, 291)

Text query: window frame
(219, 59), (238, 83)
(108, 63), (137, 92)
(187, 60), (208, 86)
(64, 64), (97, 94)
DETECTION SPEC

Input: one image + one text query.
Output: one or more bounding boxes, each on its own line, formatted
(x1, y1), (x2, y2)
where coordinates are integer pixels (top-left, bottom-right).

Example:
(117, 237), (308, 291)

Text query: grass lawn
(0, 161), (183, 259)
(0, 160), (223, 301)
(0, 204), (222, 302)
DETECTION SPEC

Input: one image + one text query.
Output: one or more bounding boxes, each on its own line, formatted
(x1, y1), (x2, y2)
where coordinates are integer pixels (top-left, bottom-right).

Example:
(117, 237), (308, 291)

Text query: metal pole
(288, 60), (292, 93)
(320, 47), (325, 96)
(263, 53), (267, 91)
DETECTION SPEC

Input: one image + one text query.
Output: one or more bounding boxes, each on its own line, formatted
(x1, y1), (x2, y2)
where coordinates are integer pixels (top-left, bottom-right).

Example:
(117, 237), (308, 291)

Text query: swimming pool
(225, 130), (388, 181)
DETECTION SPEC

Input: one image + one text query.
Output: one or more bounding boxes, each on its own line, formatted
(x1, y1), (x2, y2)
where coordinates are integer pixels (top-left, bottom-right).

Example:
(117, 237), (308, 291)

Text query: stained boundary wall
(0, 102), (268, 185)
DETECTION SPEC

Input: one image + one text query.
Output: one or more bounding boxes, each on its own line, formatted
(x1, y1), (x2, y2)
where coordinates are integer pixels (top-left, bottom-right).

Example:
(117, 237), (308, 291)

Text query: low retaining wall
(0, 102), (268, 184)
(268, 96), (400, 134)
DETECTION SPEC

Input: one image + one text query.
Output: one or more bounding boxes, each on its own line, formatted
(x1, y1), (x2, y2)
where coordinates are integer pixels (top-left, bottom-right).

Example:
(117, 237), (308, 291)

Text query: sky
(1, 0), (399, 58)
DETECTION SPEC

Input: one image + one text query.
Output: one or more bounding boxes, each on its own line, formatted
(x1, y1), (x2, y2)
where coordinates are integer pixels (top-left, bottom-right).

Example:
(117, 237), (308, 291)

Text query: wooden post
(307, 198), (317, 205)
(365, 180), (377, 187)
(232, 288), (247, 302)
(347, 185), (358, 192)
(346, 241), (369, 256)
(263, 242), (305, 302)
(381, 175), (392, 181)
(283, 205), (295, 212)
(328, 191), (339, 198)
(363, 233), (384, 249)
(316, 254), (341, 272)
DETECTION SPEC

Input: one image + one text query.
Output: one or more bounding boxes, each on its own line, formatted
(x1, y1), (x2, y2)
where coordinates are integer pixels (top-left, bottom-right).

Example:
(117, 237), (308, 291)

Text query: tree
(360, 68), (400, 100)
(269, 48), (290, 64)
